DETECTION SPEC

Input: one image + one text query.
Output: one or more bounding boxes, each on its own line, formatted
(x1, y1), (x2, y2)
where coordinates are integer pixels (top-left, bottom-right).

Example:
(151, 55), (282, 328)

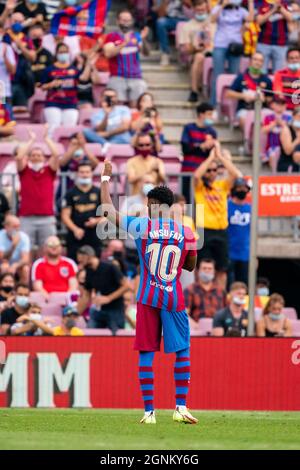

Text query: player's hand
(102, 159), (112, 178)
(73, 227), (85, 240)
(141, 26), (149, 41)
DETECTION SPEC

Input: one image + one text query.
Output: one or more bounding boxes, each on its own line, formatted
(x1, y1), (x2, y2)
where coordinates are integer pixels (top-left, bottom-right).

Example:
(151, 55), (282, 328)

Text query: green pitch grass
(0, 409), (300, 450)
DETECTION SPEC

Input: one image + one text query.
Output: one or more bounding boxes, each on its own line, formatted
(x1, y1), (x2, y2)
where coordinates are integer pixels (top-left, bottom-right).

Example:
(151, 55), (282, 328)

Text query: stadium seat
(291, 320), (300, 337)
(243, 109), (273, 156)
(283, 308), (298, 321)
(158, 145), (182, 162)
(15, 124), (47, 142)
(79, 108), (102, 126)
(41, 304), (62, 317)
(29, 292), (47, 305)
(83, 328), (112, 336)
(92, 72), (110, 106)
(216, 74), (237, 124)
(107, 145), (135, 164)
(164, 161), (181, 193)
(198, 318), (213, 336)
(76, 316), (87, 329)
(53, 126), (84, 148)
(44, 315), (61, 326)
(203, 57), (213, 99)
(48, 292), (68, 306)
(28, 88), (47, 123)
(115, 329), (135, 336)
(85, 143), (104, 160)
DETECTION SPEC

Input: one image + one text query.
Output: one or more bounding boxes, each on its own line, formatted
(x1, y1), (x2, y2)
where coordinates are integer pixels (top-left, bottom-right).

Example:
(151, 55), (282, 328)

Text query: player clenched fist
(102, 160), (112, 179)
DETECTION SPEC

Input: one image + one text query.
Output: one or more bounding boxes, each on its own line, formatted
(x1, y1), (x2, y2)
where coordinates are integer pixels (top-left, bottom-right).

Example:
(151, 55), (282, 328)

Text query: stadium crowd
(0, 0), (299, 338)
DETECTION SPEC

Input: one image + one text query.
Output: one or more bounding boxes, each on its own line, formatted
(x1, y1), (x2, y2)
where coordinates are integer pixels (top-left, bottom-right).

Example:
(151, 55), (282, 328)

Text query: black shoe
(188, 91), (198, 103)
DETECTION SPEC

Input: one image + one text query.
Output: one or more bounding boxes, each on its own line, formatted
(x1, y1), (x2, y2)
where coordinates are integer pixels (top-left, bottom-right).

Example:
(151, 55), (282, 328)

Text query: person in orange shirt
(194, 142), (241, 289)
(273, 47), (300, 111)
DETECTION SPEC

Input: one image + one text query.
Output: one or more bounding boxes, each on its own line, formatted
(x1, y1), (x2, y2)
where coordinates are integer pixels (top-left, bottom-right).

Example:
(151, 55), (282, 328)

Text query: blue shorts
(134, 302), (190, 353)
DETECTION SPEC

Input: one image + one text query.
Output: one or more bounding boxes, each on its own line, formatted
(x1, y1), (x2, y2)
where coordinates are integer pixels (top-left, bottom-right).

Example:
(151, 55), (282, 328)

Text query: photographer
(83, 88), (131, 149)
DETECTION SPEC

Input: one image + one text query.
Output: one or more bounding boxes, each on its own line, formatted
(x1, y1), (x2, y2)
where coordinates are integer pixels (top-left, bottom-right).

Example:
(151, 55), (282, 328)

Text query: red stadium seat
(53, 126), (84, 148)
(216, 74), (237, 124)
(85, 143), (104, 160)
(158, 145), (182, 162)
(48, 292), (68, 306)
(41, 304), (62, 317)
(115, 329), (135, 336)
(198, 318), (213, 336)
(15, 124), (47, 142)
(283, 308), (298, 321)
(107, 145), (134, 165)
(45, 315), (62, 326)
(79, 108), (102, 126)
(29, 291), (47, 305)
(83, 328), (112, 336)
(28, 88), (47, 123)
(291, 320), (300, 337)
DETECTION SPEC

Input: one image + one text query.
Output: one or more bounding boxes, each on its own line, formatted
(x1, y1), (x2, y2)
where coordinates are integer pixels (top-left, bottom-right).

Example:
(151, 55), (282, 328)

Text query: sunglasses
(138, 144), (152, 148)
(206, 168), (217, 173)
(47, 243), (61, 248)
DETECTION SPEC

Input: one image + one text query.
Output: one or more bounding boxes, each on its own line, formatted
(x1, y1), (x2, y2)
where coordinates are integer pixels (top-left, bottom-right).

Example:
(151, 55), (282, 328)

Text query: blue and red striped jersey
(104, 31), (142, 79)
(258, 2), (288, 46)
(121, 216), (197, 311)
(41, 65), (80, 109)
(181, 123), (217, 173)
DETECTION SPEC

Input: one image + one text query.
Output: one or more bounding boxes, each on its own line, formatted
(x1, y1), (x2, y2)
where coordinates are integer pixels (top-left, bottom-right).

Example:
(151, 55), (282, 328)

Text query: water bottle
(94, 291), (102, 312)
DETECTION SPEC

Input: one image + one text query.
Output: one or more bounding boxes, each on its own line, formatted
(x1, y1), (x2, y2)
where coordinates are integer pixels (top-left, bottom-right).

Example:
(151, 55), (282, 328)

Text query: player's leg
(134, 302), (162, 424)
(161, 309), (198, 424)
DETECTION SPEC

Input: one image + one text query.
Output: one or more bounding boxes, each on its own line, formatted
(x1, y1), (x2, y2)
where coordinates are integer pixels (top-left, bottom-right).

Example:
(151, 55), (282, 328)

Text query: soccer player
(100, 160), (198, 425)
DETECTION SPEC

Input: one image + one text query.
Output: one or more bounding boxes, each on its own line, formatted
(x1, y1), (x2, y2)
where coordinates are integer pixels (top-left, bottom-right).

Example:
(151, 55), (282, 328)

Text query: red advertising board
(0, 337), (300, 411)
(258, 175), (300, 217)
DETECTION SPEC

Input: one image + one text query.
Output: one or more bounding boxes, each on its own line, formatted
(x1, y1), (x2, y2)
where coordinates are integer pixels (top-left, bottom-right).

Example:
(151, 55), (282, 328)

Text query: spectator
(256, 0), (292, 73)
(83, 88), (131, 148)
(243, 18), (260, 57)
(178, 0), (213, 102)
(288, 2), (300, 46)
(194, 143), (241, 289)
(126, 133), (166, 195)
(212, 281), (248, 337)
(278, 107), (300, 172)
(0, 1), (16, 25)
(256, 293), (292, 337)
(171, 194), (198, 239)
(41, 42), (83, 133)
(42, 33), (81, 61)
(0, 192), (9, 229)
(4, 12), (36, 107)
(227, 177), (251, 286)
(0, 214), (30, 284)
(28, 304), (85, 336)
(15, 0), (47, 34)
(10, 302), (48, 336)
(103, 9), (149, 106)
(0, 100), (16, 139)
(61, 162), (104, 260)
(184, 258), (227, 324)
(131, 92), (163, 136)
(226, 51), (273, 130)
(16, 126), (59, 247)
(210, 0), (254, 106)
(261, 95), (292, 170)
(273, 47), (300, 111)
(75, 52), (101, 109)
(56, 132), (99, 209)
(105, 239), (128, 276)
(28, 23), (54, 84)
(43, 0), (64, 21)
(0, 21), (17, 111)
(66, 267), (90, 323)
(0, 273), (15, 314)
(244, 276), (271, 310)
(77, 246), (128, 335)
(156, 0), (190, 66)
(31, 235), (78, 298)
(0, 283), (30, 335)
(181, 102), (217, 203)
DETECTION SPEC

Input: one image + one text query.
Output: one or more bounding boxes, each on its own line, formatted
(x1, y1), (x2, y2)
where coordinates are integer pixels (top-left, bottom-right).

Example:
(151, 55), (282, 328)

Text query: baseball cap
(62, 305), (79, 317)
(232, 177), (251, 190)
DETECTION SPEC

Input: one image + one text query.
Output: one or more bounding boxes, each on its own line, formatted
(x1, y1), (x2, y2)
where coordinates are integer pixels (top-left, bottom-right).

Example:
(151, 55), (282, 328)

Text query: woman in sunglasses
(193, 142), (241, 289)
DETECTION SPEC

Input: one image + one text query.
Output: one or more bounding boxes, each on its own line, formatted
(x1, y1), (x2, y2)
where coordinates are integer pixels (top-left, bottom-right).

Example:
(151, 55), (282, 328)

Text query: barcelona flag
(51, 0), (111, 38)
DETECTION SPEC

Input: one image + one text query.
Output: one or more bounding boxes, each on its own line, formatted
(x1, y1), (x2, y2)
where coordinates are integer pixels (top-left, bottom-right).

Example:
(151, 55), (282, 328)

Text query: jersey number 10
(146, 243), (181, 282)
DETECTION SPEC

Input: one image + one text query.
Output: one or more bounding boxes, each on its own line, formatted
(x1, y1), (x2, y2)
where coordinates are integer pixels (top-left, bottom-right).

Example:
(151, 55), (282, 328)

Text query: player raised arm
(100, 160), (121, 227)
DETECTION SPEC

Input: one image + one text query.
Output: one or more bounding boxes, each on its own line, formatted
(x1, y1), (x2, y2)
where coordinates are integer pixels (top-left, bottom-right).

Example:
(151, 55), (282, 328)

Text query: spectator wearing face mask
(61, 162), (104, 260)
(15, 125), (59, 247)
(0, 214), (31, 284)
(278, 106), (300, 172)
(212, 282), (248, 337)
(3, 12), (36, 107)
(28, 23), (54, 84)
(127, 133), (166, 195)
(0, 191), (9, 229)
(227, 178), (251, 286)
(10, 302), (48, 336)
(103, 9), (149, 107)
(184, 258), (227, 325)
(0, 273), (15, 314)
(256, 293), (292, 337)
(0, 20), (17, 111)
(15, 0), (47, 34)
(181, 102), (218, 204)
(83, 88), (131, 150)
(288, 2), (300, 45)
(178, 0), (213, 103)
(0, 283), (30, 335)
(28, 304), (85, 336)
(41, 42), (84, 133)
(273, 47), (300, 111)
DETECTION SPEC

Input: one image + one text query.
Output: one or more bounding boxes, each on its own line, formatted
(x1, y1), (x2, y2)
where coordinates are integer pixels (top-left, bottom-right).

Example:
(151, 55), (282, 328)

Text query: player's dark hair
(16, 283), (30, 292)
(147, 186), (174, 207)
(77, 161), (92, 171)
(287, 46), (300, 58)
(199, 258), (216, 268)
(0, 272), (15, 284)
(196, 102), (214, 116)
(117, 9), (133, 19)
(257, 277), (270, 288)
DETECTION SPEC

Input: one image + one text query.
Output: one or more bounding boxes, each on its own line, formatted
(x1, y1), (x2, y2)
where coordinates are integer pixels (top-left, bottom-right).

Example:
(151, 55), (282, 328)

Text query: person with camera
(257, 0), (293, 73)
(226, 51), (273, 130)
(83, 88), (132, 151)
(210, 0), (254, 106)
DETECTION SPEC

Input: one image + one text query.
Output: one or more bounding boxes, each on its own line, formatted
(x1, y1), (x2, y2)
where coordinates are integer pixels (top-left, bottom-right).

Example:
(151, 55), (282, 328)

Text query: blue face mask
(16, 295), (29, 309)
(28, 0), (40, 4)
(57, 53), (70, 63)
(195, 14), (207, 22)
(288, 63), (300, 72)
(11, 23), (23, 34)
(292, 12), (300, 21)
(231, 0), (242, 5)
(204, 118), (214, 126)
(293, 119), (300, 129)
(65, 0), (77, 5)
(77, 177), (92, 186)
(257, 287), (269, 297)
(269, 313), (284, 321)
(73, 148), (85, 158)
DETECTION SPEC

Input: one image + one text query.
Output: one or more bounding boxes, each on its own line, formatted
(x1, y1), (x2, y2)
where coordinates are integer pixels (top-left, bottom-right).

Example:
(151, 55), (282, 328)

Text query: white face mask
(232, 296), (246, 306)
(29, 313), (42, 321)
(29, 162), (44, 172)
